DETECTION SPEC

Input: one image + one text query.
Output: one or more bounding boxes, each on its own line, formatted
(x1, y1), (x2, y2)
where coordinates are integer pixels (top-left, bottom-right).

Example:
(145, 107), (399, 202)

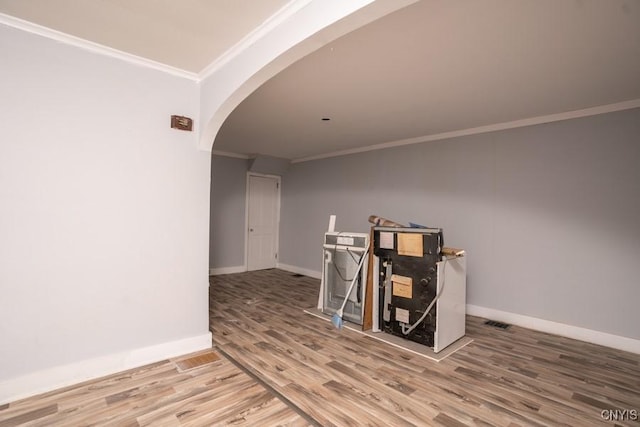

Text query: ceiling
(2, 1), (639, 161)
(216, 0), (640, 160)
(0, 0), (291, 73)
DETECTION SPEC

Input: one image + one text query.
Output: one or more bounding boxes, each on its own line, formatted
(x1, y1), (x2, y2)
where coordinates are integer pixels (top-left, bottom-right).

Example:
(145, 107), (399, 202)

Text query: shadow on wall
(209, 156), (249, 269)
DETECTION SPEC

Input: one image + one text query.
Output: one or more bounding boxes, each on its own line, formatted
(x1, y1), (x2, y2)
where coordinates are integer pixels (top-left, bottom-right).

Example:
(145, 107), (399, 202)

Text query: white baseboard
(209, 265), (245, 275)
(276, 263), (322, 279)
(467, 304), (640, 355)
(0, 332), (212, 405)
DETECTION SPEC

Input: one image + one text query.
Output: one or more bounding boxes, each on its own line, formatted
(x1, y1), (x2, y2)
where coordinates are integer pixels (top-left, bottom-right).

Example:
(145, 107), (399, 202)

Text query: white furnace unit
(372, 226), (466, 353)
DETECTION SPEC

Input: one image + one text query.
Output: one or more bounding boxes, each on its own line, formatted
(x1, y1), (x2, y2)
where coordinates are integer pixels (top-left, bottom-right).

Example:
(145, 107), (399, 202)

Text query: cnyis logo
(601, 409), (638, 421)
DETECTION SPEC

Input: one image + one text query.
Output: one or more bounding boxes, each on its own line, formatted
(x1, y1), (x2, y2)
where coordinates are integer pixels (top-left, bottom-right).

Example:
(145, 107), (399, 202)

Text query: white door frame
(244, 172), (281, 271)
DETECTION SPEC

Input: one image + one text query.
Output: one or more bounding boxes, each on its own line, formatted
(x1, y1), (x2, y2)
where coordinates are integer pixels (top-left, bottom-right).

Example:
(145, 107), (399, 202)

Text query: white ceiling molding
(0, 12), (198, 81)
(211, 150), (250, 159)
(198, 0), (314, 81)
(292, 99), (640, 163)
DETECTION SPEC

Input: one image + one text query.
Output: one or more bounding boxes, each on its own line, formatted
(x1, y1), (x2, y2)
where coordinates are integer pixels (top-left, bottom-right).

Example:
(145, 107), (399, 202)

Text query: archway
(198, 0), (418, 152)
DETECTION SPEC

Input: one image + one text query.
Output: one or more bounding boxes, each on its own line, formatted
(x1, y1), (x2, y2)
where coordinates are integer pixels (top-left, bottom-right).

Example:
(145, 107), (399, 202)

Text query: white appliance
(319, 232), (369, 325)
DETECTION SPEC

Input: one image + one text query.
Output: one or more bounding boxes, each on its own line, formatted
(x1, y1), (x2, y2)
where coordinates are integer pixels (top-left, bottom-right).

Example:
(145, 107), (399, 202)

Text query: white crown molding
(467, 304), (640, 355)
(211, 150), (251, 159)
(0, 13), (199, 81)
(198, 0), (315, 81)
(0, 332), (212, 405)
(292, 99), (640, 163)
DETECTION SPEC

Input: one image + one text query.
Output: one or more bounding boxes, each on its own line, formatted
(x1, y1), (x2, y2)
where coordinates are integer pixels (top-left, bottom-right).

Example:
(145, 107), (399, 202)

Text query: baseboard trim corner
(466, 304), (640, 355)
(209, 266), (246, 276)
(0, 332), (212, 405)
(276, 263), (322, 279)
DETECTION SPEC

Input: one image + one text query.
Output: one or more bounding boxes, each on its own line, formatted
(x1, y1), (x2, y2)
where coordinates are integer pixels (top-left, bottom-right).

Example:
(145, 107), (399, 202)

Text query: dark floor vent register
(485, 320), (511, 329)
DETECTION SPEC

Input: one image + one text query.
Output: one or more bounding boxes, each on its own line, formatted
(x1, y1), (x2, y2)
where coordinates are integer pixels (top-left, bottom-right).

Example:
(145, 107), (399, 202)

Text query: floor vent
(485, 320), (511, 330)
(175, 351), (220, 372)
(292, 273), (305, 277)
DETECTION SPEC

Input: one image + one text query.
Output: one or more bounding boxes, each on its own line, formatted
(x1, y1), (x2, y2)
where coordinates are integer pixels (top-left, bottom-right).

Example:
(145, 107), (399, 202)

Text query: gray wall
(1, 23), (211, 395)
(249, 155), (290, 176)
(209, 155), (248, 269)
(279, 108), (640, 339)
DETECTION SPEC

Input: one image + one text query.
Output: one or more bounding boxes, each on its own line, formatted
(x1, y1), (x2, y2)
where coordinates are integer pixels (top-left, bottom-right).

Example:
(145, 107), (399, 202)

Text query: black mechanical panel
(373, 227), (443, 347)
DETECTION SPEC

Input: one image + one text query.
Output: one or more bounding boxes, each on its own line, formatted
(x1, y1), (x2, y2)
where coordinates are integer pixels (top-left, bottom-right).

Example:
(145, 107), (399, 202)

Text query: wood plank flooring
(0, 349), (309, 426)
(210, 269), (640, 427)
(2, 268), (639, 426)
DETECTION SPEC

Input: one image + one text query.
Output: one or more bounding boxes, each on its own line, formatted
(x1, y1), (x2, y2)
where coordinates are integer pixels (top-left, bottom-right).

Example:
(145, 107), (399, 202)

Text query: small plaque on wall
(171, 115), (193, 131)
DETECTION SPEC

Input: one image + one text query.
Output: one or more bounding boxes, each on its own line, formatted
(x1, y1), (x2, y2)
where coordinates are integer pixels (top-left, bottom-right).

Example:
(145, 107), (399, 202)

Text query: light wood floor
(2, 268), (639, 426)
(209, 269), (640, 427)
(0, 348), (309, 427)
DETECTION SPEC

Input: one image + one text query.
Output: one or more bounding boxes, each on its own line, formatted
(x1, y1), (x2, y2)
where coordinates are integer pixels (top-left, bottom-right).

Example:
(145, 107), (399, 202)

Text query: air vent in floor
(175, 351), (220, 372)
(484, 320), (511, 329)
(291, 273), (304, 277)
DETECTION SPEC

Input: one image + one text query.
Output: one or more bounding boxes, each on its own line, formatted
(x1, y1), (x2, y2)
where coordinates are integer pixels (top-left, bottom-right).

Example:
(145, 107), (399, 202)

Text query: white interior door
(246, 174), (280, 271)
